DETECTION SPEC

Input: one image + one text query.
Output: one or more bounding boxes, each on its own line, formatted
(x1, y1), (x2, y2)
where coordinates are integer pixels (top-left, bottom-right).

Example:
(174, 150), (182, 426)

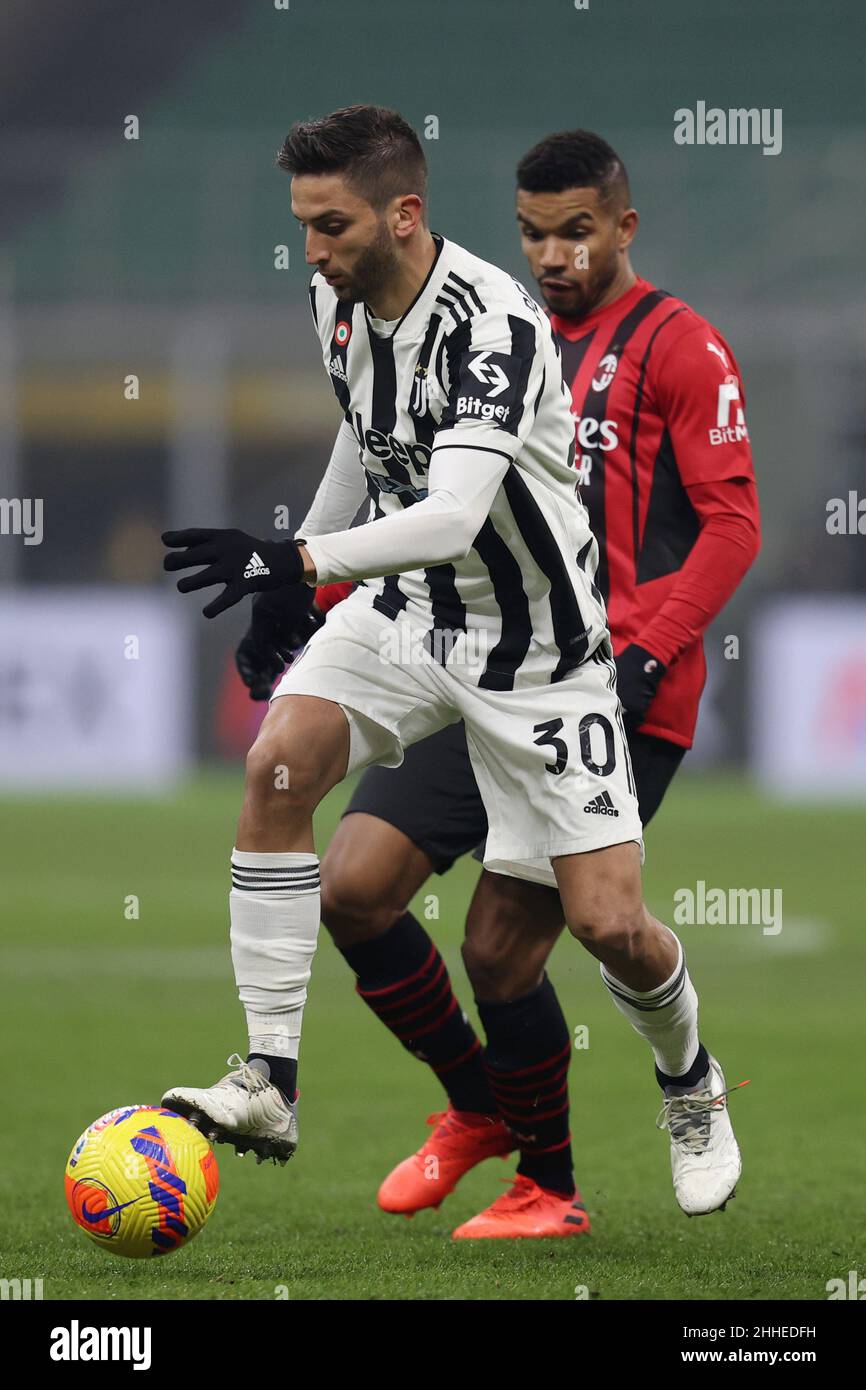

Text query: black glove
(162, 528), (305, 618)
(615, 643), (667, 721)
(236, 588), (323, 701)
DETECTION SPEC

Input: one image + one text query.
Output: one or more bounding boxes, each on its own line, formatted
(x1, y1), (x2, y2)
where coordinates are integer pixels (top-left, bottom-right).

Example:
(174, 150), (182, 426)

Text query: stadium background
(1, 0), (863, 1300)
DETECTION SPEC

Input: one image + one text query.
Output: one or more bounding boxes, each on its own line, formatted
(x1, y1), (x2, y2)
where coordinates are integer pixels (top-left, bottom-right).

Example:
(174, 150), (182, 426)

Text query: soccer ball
(64, 1105), (219, 1258)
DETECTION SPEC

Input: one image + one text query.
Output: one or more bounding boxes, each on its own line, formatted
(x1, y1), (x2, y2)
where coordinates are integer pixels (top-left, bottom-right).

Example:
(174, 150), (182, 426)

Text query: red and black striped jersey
(550, 276), (757, 747)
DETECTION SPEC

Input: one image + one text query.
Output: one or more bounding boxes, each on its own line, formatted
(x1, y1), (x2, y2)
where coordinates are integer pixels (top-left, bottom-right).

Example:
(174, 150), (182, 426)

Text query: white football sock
(229, 849), (321, 1061)
(599, 933), (700, 1078)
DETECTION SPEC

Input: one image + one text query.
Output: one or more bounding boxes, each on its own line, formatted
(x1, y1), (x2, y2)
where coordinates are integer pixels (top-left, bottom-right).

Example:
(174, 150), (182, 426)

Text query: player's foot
(656, 1055), (743, 1216)
(162, 1054), (298, 1165)
(377, 1108), (514, 1215)
(451, 1174), (591, 1239)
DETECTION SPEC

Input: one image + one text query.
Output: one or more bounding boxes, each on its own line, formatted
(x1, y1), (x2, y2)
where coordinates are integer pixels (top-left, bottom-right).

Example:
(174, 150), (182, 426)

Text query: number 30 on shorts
(532, 714), (617, 777)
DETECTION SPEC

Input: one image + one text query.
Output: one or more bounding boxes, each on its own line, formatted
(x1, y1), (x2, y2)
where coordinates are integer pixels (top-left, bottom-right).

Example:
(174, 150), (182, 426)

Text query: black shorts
(342, 718), (686, 875)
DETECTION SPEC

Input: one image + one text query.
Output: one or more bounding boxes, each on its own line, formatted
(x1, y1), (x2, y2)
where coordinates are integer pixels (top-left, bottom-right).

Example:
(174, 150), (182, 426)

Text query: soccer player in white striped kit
(162, 106), (741, 1226)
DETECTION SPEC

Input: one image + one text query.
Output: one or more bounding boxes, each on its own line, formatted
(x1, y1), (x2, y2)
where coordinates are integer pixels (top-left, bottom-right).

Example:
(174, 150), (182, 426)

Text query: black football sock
(656, 1041), (711, 1094)
(478, 975), (575, 1196)
(339, 911), (498, 1115)
(245, 1053), (298, 1105)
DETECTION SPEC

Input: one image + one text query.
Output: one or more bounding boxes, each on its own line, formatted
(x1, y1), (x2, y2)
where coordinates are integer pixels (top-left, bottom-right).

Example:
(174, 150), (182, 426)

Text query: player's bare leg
(553, 842), (742, 1216)
(163, 695), (350, 1163)
(320, 815), (513, 1214)
(320, 814), (435, 948)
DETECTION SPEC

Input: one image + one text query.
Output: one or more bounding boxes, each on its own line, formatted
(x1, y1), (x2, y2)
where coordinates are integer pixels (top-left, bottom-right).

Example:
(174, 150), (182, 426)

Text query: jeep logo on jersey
(572, 415), (619, 451)
(360, 426), (432, 472)
(591, 353), (618, 392)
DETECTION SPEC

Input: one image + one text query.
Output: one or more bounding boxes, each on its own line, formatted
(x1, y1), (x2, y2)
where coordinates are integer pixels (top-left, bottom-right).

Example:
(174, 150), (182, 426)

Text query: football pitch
(1, 770), (861, 1302)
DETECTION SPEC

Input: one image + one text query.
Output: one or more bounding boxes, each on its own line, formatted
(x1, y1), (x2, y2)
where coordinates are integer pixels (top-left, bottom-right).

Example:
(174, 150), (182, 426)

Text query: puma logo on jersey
(584, 790), (619, 817)
(244, 551), (270, 579)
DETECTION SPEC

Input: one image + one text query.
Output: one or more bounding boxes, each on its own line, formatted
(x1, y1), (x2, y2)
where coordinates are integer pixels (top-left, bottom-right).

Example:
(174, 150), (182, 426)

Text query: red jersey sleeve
(315, 581), (354, 614)
(636, 476), (761, 665)
(650, 321), (756, 487)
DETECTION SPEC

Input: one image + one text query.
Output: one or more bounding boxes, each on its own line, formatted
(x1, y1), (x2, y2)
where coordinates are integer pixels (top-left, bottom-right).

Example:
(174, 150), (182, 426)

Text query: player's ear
(393, 193), (424, 240)
(618, 207), (639, 251)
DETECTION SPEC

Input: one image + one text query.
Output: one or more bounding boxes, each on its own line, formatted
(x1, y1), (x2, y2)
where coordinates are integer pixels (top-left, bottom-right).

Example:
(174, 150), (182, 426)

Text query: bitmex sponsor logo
(674, 101), (782, 157)
(710, 377), (749, 446)
(50, 1320), (152, 1371)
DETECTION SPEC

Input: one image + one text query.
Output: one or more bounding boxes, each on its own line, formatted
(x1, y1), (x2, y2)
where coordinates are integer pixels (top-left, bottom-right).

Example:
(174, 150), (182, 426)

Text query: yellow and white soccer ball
(65, 1105), (219, 1258)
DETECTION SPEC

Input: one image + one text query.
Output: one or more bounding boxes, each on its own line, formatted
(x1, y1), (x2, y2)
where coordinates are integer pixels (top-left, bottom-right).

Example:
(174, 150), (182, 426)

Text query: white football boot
(162, 1055), (298, 1165)
(656, 1055), (742, 1216)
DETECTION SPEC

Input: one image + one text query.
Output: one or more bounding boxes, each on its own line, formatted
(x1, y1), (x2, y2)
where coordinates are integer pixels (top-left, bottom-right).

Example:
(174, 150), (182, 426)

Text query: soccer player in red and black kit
(236, 130), (760, 1238)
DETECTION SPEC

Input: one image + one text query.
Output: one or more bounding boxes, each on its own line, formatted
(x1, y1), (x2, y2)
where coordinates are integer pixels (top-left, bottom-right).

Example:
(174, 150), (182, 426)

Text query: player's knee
(567, 902), (646, 960)
(244, 731), (321, 814)
(319, 858), (400, 947)
(462, 934), (509, 998)
(462, 927), (545, 1002)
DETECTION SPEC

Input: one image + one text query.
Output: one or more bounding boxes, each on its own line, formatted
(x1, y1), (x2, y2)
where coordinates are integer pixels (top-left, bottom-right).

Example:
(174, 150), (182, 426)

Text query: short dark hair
(517, 130), (630, 210)
(277, 105), (428, 215)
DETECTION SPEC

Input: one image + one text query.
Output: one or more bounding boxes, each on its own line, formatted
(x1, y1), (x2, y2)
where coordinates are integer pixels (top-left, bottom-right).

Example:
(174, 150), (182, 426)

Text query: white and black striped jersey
(302, 233), (610, 690)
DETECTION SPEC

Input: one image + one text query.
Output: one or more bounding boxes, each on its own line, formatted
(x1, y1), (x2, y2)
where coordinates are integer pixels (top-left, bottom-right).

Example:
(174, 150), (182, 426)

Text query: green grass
(1, 770), (862, 1300)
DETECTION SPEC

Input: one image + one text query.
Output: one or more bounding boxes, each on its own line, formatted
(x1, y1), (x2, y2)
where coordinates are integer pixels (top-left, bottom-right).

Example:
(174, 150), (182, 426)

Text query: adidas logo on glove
(243, 551), (271, 580)
(584, 790), (619, 817)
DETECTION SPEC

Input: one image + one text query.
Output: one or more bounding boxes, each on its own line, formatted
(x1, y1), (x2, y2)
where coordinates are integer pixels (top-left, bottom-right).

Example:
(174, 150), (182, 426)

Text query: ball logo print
(64, 1106), (219, 1258)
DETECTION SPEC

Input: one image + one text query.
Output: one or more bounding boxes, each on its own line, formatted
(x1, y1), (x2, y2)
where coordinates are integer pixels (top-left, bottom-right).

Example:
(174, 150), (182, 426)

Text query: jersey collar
(362, 232), (450, 341)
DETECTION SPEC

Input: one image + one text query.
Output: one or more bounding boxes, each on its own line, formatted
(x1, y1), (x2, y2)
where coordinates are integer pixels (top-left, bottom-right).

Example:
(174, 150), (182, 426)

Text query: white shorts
(272, 593), (643, 887)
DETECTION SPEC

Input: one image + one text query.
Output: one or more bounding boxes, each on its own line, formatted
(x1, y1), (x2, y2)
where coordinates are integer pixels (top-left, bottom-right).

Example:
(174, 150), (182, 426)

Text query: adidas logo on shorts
(243, 551), (270, 579)
(584, 790), (619, 817)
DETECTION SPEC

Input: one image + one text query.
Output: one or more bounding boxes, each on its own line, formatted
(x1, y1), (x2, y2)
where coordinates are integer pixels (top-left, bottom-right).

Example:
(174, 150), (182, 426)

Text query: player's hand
(235, 589), (323, 701)
(615, 643), (667, 721)
(162, 528), (305, 618)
